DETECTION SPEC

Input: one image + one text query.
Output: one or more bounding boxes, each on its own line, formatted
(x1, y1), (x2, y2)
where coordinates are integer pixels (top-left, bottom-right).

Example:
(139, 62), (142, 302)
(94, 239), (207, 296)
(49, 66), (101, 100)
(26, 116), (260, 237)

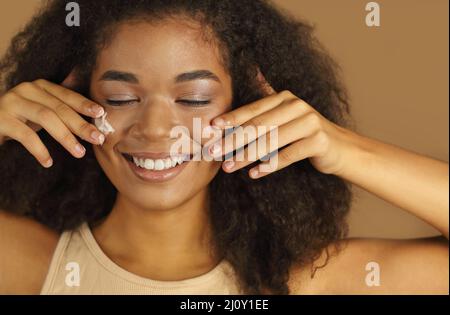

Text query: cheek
(89, 110), (129, 168)
(180, 103), (232, 147)
(97, 109), (130, 134)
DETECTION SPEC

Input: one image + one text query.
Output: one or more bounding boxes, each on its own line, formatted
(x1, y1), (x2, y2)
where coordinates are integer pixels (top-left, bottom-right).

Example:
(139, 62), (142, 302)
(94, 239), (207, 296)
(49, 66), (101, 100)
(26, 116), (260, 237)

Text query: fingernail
(250, 168), (259, 178)
(91, 131), (105, 144)
(90, 106), (105, 117)
(203, 126), (213, 133)
(75, 144), (86, 156)
(212, 118), (225, 127)
(209, 143), (222, 156)
(204, 125), (221, 134)
(43, 158), (53, 168)
(224, 161), (235, 171)
(98, 133), (105, 144)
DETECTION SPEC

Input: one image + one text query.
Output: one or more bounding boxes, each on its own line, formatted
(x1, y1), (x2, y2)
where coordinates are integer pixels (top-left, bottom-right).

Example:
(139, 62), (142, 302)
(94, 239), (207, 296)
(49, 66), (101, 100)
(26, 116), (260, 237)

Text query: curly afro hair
(0, 0), (355, 294)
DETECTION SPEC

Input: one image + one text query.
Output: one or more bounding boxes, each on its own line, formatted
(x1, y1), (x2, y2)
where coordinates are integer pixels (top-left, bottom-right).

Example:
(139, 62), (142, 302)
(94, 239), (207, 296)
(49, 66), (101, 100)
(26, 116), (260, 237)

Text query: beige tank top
(40, 222), (242, 294)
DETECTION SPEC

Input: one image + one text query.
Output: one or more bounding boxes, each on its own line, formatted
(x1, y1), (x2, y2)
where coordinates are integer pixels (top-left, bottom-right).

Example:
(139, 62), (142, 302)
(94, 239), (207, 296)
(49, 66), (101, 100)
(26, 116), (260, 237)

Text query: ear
(61, 67), (80, 90)
(256, 67), (276, 96)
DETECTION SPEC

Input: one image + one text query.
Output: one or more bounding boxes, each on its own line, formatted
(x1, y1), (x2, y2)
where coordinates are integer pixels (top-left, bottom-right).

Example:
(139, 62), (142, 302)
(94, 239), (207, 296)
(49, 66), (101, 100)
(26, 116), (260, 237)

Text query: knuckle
(18, 81), (34, 91)
(36, 107), (56, 122)
(62, 90), (74, 102)
(61, 131), (76, 144)
(314, 130), (330, 148)
(55, 87), (72, 102)
(279, 148), (296, 162)
(287, 99), (308, 116)
(53, 101), (69, 115)
(79, 121), (94, 134)
(291, 98), (307, 109)
(280, 90), (294, 98)
(17, 128), (36, 143)
(248, 116), (264, 128)
(247, 102), (261, 116)
(305, 112), (322, 128)
(34, 79), (47, 85)
(0, 91), (18, 104)
(16, 82), (39, 95)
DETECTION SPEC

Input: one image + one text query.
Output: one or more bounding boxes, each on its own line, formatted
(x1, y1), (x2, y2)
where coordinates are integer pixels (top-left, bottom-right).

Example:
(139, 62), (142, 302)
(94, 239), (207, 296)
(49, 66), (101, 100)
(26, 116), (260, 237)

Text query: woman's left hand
(208, 70), (358, 179)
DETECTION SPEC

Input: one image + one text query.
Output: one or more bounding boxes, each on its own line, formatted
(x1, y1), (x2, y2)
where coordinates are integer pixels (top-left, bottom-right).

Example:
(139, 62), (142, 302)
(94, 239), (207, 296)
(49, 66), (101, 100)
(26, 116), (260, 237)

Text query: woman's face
(89, 19), (233, 211)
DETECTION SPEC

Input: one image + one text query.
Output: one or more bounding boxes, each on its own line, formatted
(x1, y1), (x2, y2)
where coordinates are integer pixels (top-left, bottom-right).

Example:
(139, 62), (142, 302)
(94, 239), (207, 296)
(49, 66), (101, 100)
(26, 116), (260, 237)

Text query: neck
(92, 187), (220, 281)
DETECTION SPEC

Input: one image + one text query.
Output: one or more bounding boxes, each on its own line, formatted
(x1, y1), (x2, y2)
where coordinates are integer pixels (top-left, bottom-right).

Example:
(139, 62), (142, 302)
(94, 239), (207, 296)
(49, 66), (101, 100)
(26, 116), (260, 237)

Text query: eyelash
(179, 100), (211, 107)
(105, 100), (137, 106)
(105, 99), (211, 107)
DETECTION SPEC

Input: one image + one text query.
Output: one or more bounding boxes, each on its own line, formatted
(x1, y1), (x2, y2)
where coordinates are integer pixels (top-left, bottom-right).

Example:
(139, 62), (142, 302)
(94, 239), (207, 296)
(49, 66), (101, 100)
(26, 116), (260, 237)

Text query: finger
(16, 86), (105, 145)
(222, 130), (277, 172)
(0, 114), (53, 168)
(211, 90), (297, 129)
(199, 125), (224, 158)
(249, 131), (326, 179)
(169, 125), (204, 160)
(12, 96), (87, 158)
(256, 68), (276, 96)
(211, 98), (313, 159)
(33, 79), (104, 118)
(222, 113), (319, 172)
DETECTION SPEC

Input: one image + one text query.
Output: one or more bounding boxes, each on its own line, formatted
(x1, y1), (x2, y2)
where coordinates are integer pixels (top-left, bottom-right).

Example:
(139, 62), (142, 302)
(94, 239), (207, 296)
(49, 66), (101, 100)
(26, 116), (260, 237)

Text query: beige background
(0, 0), (448, 238)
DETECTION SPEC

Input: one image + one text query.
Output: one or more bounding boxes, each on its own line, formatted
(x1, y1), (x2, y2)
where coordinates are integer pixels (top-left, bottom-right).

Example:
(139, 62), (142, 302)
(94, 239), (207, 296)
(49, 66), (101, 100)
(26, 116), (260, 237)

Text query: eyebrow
(99, 70), (221, 84)
(175, 70), (221, 84)
(99, 71), (138, 84)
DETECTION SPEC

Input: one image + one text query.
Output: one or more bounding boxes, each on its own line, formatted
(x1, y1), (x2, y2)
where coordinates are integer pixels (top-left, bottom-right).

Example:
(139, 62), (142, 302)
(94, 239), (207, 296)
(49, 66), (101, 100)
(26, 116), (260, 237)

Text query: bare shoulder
(288, 236), (449, 294)
(0, 210), (59, 294)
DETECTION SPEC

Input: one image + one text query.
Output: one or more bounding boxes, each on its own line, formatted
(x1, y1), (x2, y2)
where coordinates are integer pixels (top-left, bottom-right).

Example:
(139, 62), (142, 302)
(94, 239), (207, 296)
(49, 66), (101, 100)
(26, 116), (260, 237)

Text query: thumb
(256, 67), (276, 96)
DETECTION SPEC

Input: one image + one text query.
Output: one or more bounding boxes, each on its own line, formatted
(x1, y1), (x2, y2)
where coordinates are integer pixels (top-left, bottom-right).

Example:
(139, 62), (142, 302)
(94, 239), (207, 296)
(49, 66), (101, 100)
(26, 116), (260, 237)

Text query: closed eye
(105, 99), (211, 107)
(178, 100), (211, 107)
(105, 99), (139, 106)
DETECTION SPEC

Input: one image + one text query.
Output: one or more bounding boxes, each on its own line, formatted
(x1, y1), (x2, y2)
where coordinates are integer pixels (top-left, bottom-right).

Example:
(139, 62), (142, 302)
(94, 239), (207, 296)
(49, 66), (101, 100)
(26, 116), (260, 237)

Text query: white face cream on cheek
(94, 112), (116, 137)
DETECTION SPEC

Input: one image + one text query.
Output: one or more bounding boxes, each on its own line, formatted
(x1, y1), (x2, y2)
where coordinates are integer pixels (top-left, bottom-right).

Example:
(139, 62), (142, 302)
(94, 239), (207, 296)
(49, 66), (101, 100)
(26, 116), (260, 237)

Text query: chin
(122, 188), (195, 212)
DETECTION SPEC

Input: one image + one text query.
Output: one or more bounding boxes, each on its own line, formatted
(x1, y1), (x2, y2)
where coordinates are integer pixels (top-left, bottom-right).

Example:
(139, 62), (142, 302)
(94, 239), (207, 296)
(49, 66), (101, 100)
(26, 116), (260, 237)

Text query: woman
(0, 0), (447, 294)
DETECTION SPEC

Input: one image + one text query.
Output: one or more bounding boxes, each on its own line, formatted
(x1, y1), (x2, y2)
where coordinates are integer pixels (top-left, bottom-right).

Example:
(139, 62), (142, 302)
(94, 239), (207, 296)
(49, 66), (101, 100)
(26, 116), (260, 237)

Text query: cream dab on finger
(94, 112), (115, 138)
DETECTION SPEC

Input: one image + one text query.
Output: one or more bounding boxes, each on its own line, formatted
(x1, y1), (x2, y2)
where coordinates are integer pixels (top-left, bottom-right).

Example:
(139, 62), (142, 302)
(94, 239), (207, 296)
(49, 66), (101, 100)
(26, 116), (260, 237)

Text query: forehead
(94, 19), (228, 83)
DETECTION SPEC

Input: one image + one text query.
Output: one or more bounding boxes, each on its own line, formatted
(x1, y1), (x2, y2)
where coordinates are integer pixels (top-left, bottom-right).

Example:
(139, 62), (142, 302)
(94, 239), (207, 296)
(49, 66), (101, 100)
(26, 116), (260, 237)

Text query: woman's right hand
(0, 76), (106, 168)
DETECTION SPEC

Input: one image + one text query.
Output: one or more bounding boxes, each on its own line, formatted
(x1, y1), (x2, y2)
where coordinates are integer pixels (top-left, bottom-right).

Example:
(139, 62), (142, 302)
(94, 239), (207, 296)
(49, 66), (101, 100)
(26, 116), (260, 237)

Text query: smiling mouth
(122, 153), (191, 171)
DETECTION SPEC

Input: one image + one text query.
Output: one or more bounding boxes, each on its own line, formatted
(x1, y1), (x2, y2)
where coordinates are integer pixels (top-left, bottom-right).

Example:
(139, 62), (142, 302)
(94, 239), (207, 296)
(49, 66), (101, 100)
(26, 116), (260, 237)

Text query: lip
(120, 152), (190, 183)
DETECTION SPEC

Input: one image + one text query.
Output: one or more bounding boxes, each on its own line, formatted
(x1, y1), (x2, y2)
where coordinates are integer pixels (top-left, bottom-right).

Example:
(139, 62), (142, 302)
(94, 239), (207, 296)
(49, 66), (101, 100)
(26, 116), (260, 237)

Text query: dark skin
(89, 20), (233, 280)
(0, 18), (447, 294)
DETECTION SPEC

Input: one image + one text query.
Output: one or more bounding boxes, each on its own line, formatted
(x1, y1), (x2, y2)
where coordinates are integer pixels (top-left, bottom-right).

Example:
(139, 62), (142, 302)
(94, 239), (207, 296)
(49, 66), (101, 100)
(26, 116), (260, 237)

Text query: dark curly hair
(0, 0), (355, 294)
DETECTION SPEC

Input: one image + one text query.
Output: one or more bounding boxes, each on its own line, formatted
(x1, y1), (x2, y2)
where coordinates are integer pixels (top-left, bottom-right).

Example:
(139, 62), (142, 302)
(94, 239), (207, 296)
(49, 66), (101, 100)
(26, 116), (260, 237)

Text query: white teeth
(154, 159), (165, 171)
(164, 158), (172, 169)
(144, 159), (154, 170)
(131, 154), (188, 171)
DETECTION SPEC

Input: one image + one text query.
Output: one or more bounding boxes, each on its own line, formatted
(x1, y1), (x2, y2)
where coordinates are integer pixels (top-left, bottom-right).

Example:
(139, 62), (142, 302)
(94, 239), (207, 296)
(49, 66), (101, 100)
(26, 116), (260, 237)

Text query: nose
(129, 97), (183, 143)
